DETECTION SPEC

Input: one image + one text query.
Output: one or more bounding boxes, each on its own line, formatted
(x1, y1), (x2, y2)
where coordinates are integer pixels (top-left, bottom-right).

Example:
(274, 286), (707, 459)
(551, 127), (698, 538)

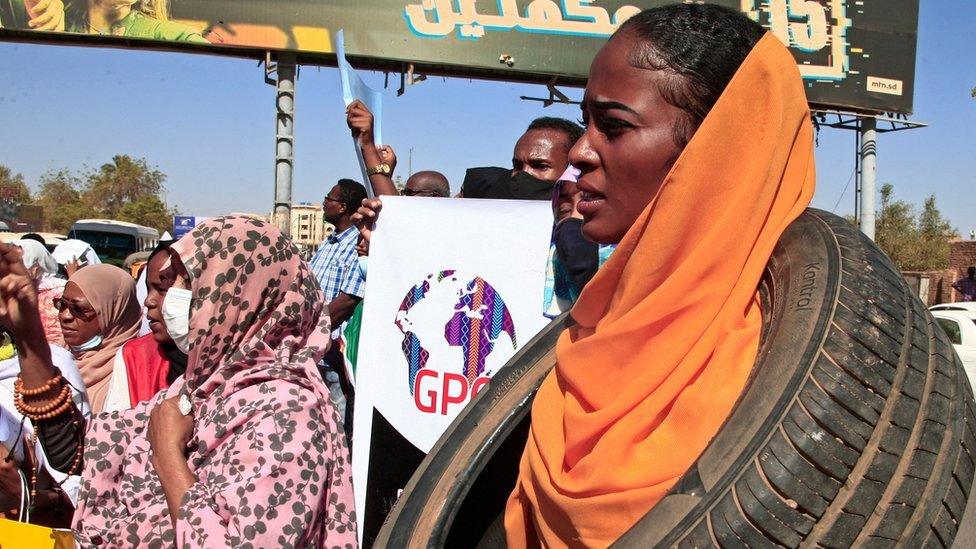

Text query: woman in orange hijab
(505, 4), (816, 547)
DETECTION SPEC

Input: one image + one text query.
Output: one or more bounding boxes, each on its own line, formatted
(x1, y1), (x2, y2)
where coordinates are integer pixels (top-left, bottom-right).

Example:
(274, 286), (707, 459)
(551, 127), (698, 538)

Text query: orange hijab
(505, 33), (816, 547)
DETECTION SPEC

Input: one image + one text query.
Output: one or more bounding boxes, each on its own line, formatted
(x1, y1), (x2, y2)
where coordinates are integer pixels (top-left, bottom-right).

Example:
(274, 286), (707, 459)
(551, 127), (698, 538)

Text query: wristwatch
(366, 163), (392, 176)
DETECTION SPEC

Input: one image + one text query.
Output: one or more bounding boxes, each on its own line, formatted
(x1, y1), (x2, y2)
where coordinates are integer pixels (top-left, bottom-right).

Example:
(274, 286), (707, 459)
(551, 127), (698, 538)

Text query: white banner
(352, 195), (552, 544)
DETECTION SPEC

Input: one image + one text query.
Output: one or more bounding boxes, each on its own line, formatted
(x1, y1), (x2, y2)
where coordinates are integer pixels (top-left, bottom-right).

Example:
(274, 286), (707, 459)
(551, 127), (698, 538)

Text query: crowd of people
(0, 62), (608, 545)
(0, 3), (834, 546)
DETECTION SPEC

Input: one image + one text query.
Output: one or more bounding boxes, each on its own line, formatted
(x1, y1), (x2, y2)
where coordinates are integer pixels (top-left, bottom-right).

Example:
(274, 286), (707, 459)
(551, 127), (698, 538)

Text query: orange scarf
(505, 34), (816, 547)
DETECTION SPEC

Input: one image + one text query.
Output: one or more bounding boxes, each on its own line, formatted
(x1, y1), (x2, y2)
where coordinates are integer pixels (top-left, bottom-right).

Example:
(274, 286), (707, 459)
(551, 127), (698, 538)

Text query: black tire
(374, 209), (976, 548)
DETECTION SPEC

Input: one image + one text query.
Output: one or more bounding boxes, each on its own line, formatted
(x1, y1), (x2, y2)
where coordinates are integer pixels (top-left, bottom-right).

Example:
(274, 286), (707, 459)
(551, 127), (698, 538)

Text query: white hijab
(52, 239), (101, 267)
(11, 239), (59, 278)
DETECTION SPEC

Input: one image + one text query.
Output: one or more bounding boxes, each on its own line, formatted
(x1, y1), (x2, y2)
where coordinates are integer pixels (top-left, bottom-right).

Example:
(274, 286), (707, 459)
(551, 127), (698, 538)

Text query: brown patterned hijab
(73, 216), (357, 546)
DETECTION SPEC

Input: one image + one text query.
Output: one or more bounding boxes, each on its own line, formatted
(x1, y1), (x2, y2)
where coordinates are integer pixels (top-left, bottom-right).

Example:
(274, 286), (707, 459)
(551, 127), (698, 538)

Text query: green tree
(28, 156), (175, 233)
(875, 184), (916, 268)
(0, 165), (32, 203)
(83, 155), (166, 219)
(117, 195), (176, 233)
(916, 195), (956, 269)
(875, 183), (957, 271)
(35, 169), (95, 233)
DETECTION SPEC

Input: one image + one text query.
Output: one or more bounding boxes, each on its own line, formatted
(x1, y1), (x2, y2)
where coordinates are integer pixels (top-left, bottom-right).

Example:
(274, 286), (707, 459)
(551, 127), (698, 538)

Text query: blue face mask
(71, 334), (103, 353)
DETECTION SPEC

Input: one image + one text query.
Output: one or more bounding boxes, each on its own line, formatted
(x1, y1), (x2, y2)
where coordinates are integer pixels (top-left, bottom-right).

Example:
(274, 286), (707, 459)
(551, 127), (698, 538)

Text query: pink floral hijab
(73, 216), (357, 547)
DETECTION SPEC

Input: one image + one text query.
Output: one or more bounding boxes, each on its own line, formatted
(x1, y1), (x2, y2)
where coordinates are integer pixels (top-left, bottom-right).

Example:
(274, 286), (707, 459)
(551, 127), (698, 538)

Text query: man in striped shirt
(309, 179), (367, 436)
(309, 179), (369, 336)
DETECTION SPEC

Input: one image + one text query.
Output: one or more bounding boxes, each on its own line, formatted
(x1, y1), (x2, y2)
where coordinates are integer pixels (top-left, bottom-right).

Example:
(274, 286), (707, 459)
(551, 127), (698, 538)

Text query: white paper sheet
(337, 29), (383, 198)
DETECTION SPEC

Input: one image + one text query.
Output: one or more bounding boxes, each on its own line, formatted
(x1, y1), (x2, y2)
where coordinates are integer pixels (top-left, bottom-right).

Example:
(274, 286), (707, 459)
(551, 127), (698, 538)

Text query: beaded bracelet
(14, 378), (73, 421)
(18, 396), (74, 421)
(14, 374), (63, 396)
(15, 384), (71, 415)
(15, 383), (69, 412)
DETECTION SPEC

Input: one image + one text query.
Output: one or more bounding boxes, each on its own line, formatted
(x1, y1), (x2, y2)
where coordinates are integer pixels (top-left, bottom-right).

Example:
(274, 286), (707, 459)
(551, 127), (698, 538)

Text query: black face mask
(507, 171), (556, 201)
(460, 167), (556, 201)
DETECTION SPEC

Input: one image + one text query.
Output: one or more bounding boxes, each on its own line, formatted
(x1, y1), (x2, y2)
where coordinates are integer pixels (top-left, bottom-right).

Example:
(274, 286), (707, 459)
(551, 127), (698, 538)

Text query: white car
(929, 307), (976, 389)
(930, 302), (976, 314)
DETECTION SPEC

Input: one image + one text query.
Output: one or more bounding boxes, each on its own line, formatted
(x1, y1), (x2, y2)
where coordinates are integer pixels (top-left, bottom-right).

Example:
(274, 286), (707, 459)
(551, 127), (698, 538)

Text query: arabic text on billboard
(0, 1), (918, 113)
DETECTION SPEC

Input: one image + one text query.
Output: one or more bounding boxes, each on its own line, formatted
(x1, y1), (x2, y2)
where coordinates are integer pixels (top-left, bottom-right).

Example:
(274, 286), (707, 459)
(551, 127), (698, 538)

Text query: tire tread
(664, 212), (976, 548)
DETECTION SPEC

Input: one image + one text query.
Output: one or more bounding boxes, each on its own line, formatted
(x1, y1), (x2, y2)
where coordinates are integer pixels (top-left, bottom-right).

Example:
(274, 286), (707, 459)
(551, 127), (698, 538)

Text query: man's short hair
(526, 117), (584, 150)
(20, 233), (46, 246)
(407, 171), (451, 197)
(335, 179), (368, 213)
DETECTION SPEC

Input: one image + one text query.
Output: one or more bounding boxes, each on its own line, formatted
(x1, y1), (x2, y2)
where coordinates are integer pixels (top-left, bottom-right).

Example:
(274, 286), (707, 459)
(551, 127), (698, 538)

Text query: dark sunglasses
(52, 298), (96, 318)
(401, 188), (439, 197)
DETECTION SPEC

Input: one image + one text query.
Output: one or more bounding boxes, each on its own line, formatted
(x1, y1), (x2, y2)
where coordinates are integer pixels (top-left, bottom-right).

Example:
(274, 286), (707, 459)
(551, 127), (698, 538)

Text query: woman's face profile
(571, 32), (687, 245)
(144, 251), (175, 345)
(58, 282), (102, 347)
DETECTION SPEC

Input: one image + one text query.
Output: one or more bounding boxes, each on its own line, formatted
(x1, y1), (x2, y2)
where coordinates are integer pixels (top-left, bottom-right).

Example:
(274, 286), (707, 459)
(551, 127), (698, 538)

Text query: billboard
(0, 0), (918, 114)
(15, 204), (44, 231)
(172, 215), (209, 238)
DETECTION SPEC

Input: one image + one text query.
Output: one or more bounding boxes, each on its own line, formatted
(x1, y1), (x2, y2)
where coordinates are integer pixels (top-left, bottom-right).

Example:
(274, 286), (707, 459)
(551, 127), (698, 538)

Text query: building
(902, 238), (976, 306)
(289, 203), (333, 257)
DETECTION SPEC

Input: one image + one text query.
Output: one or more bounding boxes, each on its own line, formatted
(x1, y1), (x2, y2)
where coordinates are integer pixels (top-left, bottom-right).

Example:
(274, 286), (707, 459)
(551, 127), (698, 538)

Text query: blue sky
(0, 1), (973, 234)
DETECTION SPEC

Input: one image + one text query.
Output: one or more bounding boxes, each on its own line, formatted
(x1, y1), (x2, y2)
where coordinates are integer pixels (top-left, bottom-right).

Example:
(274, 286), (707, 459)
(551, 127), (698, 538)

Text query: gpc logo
(395, 270), (517, 415)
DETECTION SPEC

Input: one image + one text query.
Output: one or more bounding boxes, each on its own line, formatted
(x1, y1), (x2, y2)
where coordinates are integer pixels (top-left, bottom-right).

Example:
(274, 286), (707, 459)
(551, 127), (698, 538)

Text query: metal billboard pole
(859, 117), (878, 240)
(266, 52), (297, 237)
(812, 111), (925, 242)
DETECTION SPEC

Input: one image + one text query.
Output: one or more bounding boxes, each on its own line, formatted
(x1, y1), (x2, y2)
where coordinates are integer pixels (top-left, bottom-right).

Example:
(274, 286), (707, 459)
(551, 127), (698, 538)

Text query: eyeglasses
(323, 196), (343, 205)
(52, 298), (96, 318)
(401, 188), (440, 197)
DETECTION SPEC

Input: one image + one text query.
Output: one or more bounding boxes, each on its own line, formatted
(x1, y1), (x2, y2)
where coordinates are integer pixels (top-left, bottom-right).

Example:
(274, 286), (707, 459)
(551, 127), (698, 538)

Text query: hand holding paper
(352, 197), (383, 245)
(346, 99), (376, 147)
(337, 29), (392, 197)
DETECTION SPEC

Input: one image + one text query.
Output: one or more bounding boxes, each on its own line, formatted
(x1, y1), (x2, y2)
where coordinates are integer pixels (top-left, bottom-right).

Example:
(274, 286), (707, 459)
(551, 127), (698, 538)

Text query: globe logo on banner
(395, 270), (517, 415)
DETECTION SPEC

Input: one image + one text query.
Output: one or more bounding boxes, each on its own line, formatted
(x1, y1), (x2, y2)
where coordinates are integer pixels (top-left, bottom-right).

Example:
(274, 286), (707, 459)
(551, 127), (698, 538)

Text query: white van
(930, 305), (976, 389)
(69, 219), (160, 266)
